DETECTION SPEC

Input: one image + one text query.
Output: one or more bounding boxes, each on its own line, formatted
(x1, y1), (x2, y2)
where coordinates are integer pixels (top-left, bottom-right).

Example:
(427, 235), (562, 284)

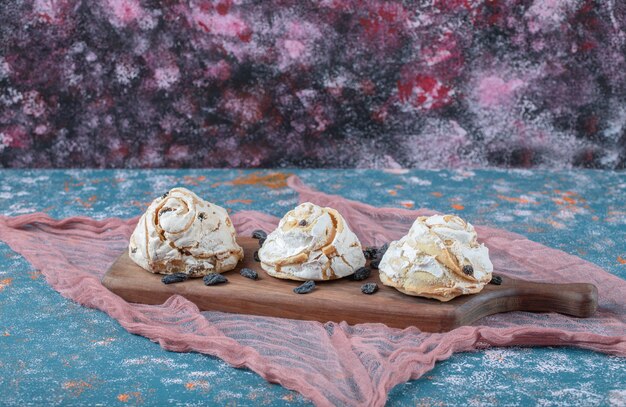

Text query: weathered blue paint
(1, 169), (625, 406)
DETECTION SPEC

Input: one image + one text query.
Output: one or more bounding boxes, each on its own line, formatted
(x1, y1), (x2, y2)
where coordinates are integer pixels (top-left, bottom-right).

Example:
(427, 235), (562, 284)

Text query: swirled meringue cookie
(258, 202), (366, 281)
(128, 187), (243, 277)
(379, 214), (493, 302)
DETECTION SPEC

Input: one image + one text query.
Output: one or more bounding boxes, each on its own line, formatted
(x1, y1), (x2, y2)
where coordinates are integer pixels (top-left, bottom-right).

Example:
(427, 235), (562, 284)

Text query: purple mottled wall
(1, 0), (625, 168)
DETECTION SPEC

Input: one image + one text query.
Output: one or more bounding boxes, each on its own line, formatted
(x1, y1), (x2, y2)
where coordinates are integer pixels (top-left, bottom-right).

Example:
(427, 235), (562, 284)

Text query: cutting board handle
(462, 276), (599, 320)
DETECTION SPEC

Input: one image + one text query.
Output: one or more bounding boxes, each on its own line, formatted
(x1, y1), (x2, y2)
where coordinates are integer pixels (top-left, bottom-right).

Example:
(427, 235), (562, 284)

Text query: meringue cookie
(379, 214), (493, 301)
(258, 202), (366, 281)
(128, 187), (243, 277)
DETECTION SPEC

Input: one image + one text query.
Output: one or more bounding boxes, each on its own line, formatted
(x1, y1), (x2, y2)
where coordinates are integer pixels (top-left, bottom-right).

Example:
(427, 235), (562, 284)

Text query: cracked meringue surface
(379, 214), (493, 301)
(128, 187), (243, 277)
(258, 202), (366, 281)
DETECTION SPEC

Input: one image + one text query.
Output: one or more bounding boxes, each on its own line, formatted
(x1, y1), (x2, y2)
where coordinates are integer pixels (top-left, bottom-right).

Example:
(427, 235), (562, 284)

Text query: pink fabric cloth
(0, 176), (624, 406)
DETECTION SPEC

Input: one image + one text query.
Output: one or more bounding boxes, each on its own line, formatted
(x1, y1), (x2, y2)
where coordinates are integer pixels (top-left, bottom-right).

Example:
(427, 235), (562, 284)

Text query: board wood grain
(102, 237), (598, 332)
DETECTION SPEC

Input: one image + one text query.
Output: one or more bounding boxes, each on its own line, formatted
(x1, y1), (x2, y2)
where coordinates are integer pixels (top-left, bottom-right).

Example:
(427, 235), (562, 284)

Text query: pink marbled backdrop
(1, 0), (625, 168)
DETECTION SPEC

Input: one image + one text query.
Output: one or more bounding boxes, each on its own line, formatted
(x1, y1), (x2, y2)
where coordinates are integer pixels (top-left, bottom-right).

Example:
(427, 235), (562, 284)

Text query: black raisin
(370, 259), (380, 269)
(298, 219), (308, 226)
(197, 212), (206, 221)
(253, 251), (260, 262)
(462, 265), (474, 276)
(258, 237), (266, 247)
(350, 267), (371, 281)
(363, 247), (378, 260)
(203, 273), (228, 285)
(252, 230), (267, 239)
(361, 283), (378, 294)
(293, 280), (315, 294)
(130, 247), (137, 254)
(161, 273), (189, 284)
(376, 243), (389, 258)
(240, 268), (258, 280)
(490, 275), (503, 285)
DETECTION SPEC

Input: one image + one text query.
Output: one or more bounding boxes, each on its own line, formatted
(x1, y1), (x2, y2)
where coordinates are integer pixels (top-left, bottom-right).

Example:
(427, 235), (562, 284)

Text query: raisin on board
(361, 283), (378, 294)
(490, 275), (503, 285)
(162, 273), (189, 284)
(370, 259), (380, 269)
(293, 280), (315, 294)
(363, 247), (378, 260)
(258, 237), (266, 247)
(350, 267), (371, 281)
(376, 243), (389, 258)
(253, 251), (260, 262)
(240, 268), (258, 280)
(252, 230), (267, 239)
(203, 273), (228, 285)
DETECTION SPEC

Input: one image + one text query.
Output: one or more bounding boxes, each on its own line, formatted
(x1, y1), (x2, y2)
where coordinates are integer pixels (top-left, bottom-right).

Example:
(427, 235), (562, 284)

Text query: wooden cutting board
(102, 237), (598, 332)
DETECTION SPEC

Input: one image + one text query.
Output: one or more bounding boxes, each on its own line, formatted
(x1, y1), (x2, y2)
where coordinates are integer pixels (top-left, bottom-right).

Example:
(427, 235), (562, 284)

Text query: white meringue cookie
(379, 214), (493, 301)
(258, 202), (366, 281)
(128, 187), (243, 276)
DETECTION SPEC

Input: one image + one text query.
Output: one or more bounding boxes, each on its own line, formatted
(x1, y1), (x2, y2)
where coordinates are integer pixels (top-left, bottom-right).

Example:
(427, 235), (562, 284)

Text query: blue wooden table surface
(1, 169), (625, 406)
